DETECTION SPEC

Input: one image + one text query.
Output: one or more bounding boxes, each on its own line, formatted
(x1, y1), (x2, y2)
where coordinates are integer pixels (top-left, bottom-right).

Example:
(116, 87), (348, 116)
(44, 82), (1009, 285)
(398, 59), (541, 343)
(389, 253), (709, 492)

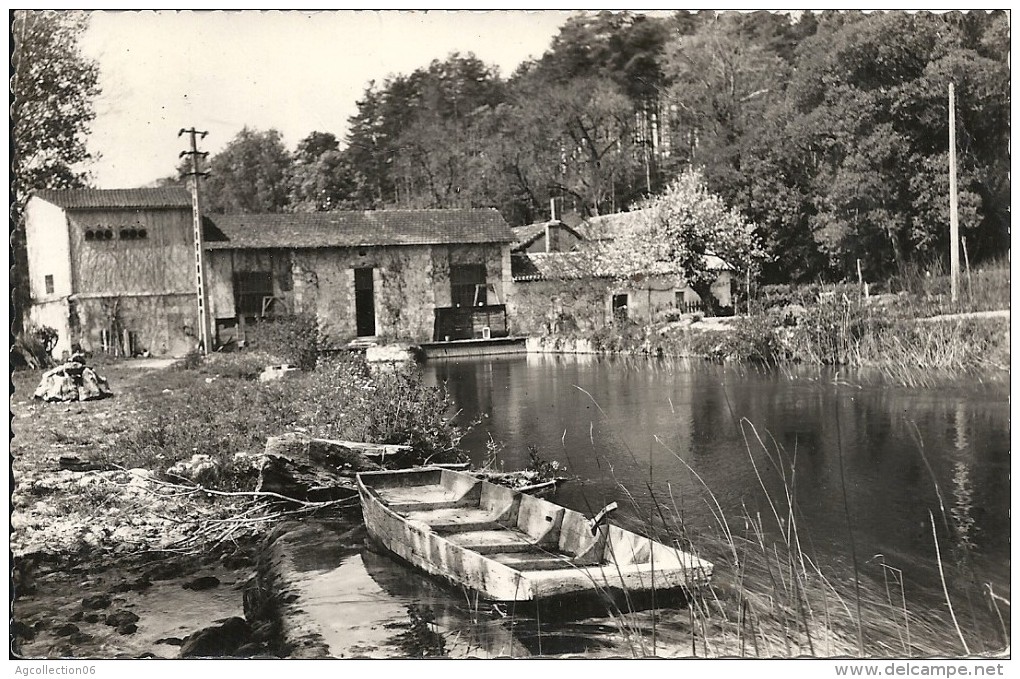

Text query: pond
(419, 354), (1010, 654)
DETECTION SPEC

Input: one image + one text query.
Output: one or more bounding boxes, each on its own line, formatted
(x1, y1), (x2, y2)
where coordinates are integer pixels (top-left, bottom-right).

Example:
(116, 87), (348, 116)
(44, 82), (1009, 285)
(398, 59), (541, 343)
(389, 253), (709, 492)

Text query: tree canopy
(167, 11), (1008, 284)
(201, 127), (293, 213)
(12, 11), (100, 201)
(595, 169), (761, 310)
(12, 10), (101, 332)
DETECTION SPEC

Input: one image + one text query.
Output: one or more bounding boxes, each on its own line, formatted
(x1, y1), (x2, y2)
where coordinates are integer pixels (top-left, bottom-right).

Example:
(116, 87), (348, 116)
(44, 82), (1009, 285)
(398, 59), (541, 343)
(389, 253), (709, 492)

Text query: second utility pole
(948, 84), (960, 303)
(179, 127), (214, 354)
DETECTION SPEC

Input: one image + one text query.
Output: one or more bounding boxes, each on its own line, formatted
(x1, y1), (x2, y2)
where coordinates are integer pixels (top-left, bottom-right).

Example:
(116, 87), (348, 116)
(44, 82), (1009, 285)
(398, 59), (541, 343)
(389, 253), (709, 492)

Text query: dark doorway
(612, 293), (628, 322)
(354, 267), (375, 337)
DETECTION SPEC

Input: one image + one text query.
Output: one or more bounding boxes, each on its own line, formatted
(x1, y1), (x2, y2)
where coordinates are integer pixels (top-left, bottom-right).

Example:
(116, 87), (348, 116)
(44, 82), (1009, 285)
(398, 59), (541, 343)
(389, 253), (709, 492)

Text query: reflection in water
(426, 355), (1010, 612)
(298, 357), (1007, 657)
(359, 546), (532, 658)
(949, 402), (977, 553)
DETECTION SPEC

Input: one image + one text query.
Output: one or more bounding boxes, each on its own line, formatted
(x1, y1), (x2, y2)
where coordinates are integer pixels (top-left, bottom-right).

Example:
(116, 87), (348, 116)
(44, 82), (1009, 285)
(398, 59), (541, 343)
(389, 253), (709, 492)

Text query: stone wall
(508, 271), (734, 337)
(507, 275), (678, 336)
(207, 243), (509, 346)
(293, 246), (437, 343)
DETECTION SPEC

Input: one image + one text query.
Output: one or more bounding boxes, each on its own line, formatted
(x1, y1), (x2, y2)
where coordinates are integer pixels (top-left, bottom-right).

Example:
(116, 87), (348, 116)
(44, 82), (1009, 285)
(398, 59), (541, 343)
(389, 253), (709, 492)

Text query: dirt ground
(10, 359), (260, 659)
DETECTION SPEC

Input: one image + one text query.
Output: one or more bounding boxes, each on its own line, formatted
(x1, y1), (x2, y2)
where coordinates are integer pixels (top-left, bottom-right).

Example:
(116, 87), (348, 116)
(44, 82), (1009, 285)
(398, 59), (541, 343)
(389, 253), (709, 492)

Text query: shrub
(882, 258), (1009, 316)
(727, 313), (786, 364)
(202, 350), (285, 380)
(115, 375), (304, 490)
(113, 353), (471, 489)
(857, 317), (1010, 386)
(171, 351), (203, 371)
(787, 295), (878, 365)
(245, 313), (320, 370)
(297, 356), (470, 464)
(11, 326), (57, 369)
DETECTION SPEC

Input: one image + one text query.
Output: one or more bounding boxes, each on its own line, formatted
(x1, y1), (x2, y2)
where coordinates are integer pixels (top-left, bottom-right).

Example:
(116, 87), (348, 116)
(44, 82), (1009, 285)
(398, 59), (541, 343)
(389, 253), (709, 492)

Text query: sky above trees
(79, 10), (572, 188)
(30, 9), (1008, 285)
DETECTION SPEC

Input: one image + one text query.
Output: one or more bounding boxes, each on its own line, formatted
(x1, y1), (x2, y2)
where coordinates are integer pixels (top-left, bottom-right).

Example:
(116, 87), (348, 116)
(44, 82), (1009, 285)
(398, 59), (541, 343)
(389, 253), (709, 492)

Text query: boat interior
(361, 468), (681, 573)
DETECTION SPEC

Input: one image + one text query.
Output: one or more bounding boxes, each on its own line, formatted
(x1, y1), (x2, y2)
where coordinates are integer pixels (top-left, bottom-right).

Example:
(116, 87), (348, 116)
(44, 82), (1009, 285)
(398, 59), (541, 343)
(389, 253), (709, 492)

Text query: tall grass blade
(930, 510), (971, 655)
(833, 398), (865, 656)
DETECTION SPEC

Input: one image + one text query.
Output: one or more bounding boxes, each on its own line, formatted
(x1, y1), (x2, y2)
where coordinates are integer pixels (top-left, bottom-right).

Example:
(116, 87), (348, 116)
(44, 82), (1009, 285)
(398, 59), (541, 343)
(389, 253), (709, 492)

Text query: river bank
(526, 302), (1009, 389)
(12, 344), (1010, 658)
(10, 350), (469, 659)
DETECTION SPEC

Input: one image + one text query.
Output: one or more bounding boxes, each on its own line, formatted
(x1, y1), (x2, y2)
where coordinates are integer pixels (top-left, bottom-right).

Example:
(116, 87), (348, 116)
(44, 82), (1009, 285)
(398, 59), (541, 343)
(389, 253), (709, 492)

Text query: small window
(612, 293), (628, 321)
(450, 264), (486, 307)
(234, 271), (274, 316)
(103, 229), (113, 240)
(84, 230), (95, 241)
(118, 228), (147, 240)
(44, 275), (54, 294)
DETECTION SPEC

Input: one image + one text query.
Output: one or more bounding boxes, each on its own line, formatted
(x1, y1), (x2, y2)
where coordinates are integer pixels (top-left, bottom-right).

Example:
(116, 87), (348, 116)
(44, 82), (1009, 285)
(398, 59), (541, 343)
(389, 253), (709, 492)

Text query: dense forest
(184, 11), (1009, 284)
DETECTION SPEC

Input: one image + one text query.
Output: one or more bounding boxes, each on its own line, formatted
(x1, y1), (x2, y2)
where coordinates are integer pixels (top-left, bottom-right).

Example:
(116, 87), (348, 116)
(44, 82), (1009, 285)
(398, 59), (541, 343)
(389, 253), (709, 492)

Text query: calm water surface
(314, 354), (1008, 657)
(426, 355), (1010, 624)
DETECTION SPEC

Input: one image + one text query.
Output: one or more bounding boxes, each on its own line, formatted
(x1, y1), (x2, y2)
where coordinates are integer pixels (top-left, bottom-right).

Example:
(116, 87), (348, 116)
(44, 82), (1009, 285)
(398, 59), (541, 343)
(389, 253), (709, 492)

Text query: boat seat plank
(376, 484), (459, 507)
(444, 529), (535, 553)
(401, 507), (493, 523)
(430, 521), (505, 533)
(489, 551), (577, 572)
(387, 500), (473, 512)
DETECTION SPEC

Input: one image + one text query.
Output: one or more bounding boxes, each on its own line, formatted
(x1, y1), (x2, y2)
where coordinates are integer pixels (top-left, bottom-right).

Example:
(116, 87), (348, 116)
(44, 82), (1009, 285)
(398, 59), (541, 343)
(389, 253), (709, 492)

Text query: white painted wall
(28, 299), (71, 358)
(24, 197), (73, 302)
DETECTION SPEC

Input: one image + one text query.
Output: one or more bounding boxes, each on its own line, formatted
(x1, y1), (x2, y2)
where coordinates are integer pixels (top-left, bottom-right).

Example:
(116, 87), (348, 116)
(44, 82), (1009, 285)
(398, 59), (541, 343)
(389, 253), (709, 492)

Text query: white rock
(258, 364), (301, 383)
(127, 468), (153, 486)
(365, 344), (414, 363)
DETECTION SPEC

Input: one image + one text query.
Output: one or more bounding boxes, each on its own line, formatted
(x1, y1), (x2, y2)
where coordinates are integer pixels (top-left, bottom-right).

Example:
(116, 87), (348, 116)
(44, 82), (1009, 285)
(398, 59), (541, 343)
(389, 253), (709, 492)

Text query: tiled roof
(574, 209), (651, 241)
(33, 188), (192, 210)
(512, 250), (733, 282)
(511, 252), (608, 282)
(510, 220), (583, 251)
(511, 221), (552, 247)
(701, 254), (735, 272)
(203, 209), (514, 249)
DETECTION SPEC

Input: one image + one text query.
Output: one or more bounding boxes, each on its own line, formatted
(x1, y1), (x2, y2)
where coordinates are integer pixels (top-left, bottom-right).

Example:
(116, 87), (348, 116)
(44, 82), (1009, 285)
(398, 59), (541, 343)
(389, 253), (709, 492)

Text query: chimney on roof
(547, 197), (559, 253)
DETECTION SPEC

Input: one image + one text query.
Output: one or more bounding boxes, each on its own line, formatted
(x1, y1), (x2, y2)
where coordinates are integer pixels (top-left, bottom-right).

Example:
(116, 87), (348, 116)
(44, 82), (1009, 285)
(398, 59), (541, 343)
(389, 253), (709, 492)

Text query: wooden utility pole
(949, 84), (960, 303)
(179, 128), (213, 354)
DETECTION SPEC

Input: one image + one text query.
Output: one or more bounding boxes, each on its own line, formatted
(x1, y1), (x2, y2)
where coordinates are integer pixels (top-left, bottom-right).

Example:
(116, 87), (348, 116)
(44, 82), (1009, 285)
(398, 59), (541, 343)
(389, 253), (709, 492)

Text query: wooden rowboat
(356, 467), (713, 602)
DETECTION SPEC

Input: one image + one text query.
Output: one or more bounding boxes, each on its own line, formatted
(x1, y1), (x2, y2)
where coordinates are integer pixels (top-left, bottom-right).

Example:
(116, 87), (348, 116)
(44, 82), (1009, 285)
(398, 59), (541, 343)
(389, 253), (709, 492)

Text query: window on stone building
(234, 271), (274, 316)
(119, 228), (148, 240)
(450, 264), (486, 307)
(612, 293), (629, 321)
(44, 275), (54, 294)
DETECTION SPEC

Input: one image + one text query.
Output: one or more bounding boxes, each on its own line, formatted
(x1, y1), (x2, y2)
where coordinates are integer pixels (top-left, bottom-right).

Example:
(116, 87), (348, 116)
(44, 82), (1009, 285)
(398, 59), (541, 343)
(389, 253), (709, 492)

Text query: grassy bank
(544, 420), (1009, 658)
(542, 263), (1009, 388)
(115, 353), (468, 491)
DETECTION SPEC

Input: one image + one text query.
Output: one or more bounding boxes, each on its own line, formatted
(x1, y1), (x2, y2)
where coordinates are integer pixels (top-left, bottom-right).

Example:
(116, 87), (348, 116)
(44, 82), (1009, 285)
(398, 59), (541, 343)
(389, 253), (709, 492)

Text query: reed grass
(554, 397), (1009, 658)
(538, 260), (1009, 387)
